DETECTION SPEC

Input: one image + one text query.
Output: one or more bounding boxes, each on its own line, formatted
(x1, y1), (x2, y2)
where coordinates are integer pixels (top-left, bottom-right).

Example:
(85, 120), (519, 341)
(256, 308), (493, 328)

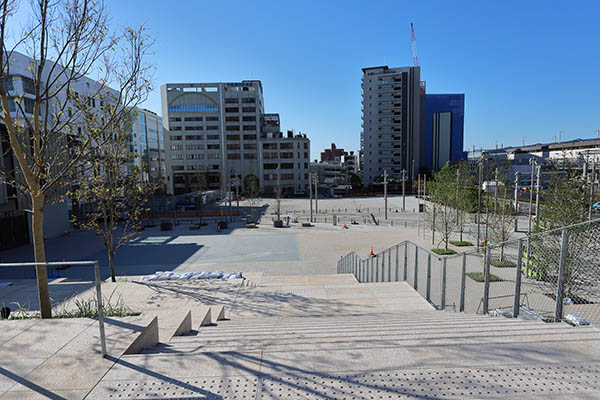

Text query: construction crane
(410, 22), (419, 67)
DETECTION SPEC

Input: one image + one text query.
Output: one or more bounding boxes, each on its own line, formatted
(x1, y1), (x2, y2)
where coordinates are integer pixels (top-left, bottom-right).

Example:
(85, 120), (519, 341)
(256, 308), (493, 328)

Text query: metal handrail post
(94, 261), (107, 357)
(426, 254), (431, 302)
(403, 242), (408, 281)
(376, 255), (380, 282)
(441, 258), (447, 310)
(554, 229), (569, 322)
(513, 239), (523, 317)
(482, 247), (492, 314)
(459, 253), (466, 312)
(395, 244), (399, 281)
(413, 249), (419, 290)
(387, 249), (392, 282)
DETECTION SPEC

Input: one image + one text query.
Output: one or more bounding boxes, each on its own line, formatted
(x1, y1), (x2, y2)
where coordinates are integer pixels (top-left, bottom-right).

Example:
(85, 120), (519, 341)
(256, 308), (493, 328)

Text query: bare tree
(244, 174), (259, 223)
(0, 0), (153, 317)
(428, 163), (458, 252)
(71, 112), (155, 282)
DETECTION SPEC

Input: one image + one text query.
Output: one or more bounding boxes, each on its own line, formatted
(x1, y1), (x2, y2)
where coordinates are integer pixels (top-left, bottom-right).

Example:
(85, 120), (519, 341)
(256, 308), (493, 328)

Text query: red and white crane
(410, 22), (419, 67)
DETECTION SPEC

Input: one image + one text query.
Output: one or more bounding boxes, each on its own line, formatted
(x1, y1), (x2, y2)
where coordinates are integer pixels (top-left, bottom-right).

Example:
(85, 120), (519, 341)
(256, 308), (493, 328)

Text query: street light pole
(309, 172), (313, 223)
(527, 158), (536, 236)
(514, 172), (520, 232)
(476, 160), (483, 251)
(384, 170), (388, 220)
(534, 165), (541, 228)
(401, 169), (406, 212)
(314, 171), (318, 215)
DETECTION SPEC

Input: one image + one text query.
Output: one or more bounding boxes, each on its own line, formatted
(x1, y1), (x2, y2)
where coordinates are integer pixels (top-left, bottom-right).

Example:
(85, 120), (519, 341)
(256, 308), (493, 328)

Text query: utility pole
(514, 172), (520, 231)
(589, 162), (596, 220)
(309, 172), (313, 223)
(476, 161), (483, 251)
(276, 167), (281, 222)
(456, 168), (460, 225)
(534, 165), (541, 228)
(383, 170), (388, 220)
(493, 168), (499, 214)
(527, 158), (536, 236)
(314, 171), (318, 215)
(401, 169), (406, 212)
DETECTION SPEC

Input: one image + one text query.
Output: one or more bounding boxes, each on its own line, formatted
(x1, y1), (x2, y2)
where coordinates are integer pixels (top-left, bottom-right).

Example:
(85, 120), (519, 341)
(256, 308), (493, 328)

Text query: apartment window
(170, 135), (182, 141)
(225, 107), (239, 113)
(185, 135), (203, 140)
(207, 144), (220, 150)
(244, 143), (257, 150)
(280, 152), (293, 159)
(281, 163), (293, 169)
(243, 125), (256, 131)
(208, 153), (220, 159)
(304, 163), (308, 169)
(242, 115), (256, 122)
(3, 76), (13, 91)
(206, 116), (219, 121)
(186, 154), (203, 160)
(172, 165), (184, 171)
(281, 173), (294, 180)
(245, 153), (256, 159)
(171, 154), (184, 160)
(263, 163), (278, 170)
(184, 117), (203, 121)
(226, 125), (240, 131)
(24, 98), (35, 114)
(169, 117), (181, 122)
(263, 143), (277, 150)
(243, 134), (256, 141)
(280, 143), (292, 149)
(263, 152), (278, 159)
(170, 144), (183, 150)
(304, 152), (308, 158)
(186, 144), (204, 150)
(242, 98), (255, 103)
(185, 126), (203, 131)
(303, 143), (308, 149)
(225, 98), (239, 104)
(226, 134), (240, 141)
(22, 77), (35, 94)
(304, 173), (308, 179)
(227, 143), (240, 150)
(226, 116), (239, 122)
(207, 134), (219, 140)
(263, 174), (271, 181)
(227, 153), (241, 160)
(242, 107), (256, 112)
(206, 125), (219, 130)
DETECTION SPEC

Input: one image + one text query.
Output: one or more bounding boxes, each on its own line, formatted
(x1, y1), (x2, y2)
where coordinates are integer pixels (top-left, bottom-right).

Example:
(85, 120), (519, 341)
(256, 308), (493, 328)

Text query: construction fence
(338, 219), (600, 326)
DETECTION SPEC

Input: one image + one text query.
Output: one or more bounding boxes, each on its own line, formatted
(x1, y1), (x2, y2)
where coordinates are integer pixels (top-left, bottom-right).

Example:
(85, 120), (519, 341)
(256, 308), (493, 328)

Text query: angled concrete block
(213, 305), (226, 321)
(124, 316), (159, 355)
(199, 308), (212, 327)
(172, 310), (192, 338)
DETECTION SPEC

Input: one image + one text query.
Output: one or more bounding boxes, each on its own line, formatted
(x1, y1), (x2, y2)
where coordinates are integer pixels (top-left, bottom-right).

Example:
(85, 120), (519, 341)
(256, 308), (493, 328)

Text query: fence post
(441, 258), (447, 310)
(459, 253), (466, 312)
(381, 250), (386, 281)
(482, 247), (491, 314)
(395, 245), (399, 281)
(554, 229), (569, 322)
(94, 261), (107, 357)
(426, 254), (432, 302)
(376, 254), (380, 282)
(413, 249), (419, 290)
(403, 242), (408, 281)
(513, 239), (523, 317)
(387, 249), (392, 282)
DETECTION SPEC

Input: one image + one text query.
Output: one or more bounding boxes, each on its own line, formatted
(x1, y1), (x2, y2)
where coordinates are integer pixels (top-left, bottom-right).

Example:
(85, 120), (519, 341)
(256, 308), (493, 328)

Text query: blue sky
(9, 1), (600, 159)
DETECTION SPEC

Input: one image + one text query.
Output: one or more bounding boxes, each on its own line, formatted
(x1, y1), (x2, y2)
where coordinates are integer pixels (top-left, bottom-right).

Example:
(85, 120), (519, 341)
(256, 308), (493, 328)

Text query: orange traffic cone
(343, 223), (348, 229)
(370, 246), (374, 256)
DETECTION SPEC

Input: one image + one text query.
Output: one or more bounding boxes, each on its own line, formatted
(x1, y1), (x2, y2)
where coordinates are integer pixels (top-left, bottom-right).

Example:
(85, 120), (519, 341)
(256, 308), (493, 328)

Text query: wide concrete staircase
(86, 273), (600, 399)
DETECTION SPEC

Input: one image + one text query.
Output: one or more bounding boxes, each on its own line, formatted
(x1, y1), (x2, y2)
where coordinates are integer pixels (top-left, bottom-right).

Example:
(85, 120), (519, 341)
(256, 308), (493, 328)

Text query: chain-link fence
(338, 219), (600, 325)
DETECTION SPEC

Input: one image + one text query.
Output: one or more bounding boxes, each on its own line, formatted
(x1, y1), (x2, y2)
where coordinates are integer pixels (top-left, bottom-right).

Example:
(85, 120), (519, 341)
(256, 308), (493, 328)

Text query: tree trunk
(32, 194), (52, 318)
(109, 251), (116, 282)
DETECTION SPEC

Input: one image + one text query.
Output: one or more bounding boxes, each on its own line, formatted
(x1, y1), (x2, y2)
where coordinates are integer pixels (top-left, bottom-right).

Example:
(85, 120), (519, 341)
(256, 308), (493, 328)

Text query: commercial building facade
(360, 66), (422, 185)
(161, 81), (310, 195)
(131, 108), (166, 188)
(423, 94), (466, 171)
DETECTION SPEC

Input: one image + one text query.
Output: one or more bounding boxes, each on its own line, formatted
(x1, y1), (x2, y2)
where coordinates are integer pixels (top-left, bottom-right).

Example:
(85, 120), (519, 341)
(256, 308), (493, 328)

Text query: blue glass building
(422, 94), (465, 172)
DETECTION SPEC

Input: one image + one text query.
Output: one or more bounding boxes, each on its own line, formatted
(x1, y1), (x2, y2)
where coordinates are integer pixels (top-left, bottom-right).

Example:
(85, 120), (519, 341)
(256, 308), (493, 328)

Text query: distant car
(592, 202), (600, 211)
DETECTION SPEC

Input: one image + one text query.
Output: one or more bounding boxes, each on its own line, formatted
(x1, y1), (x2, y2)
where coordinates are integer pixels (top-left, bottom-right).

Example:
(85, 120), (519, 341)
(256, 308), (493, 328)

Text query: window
(184, 117), (202, 121)
(264, 163), (278, 170)
(263, 143), (277, 150)
(171, 154), (184, 160)
(280, 143), (293, 149)
(242, 115), (256, 122)
(3, 76), (13, 91)
(243, 134), (256, 141)
(22, 77), (34, 94)
(225, 107), (239, 113)
(242, 107), (256, 113)
(226, 116), (239, 122)
(225, 98), (239, 104)
(207, 134), (219, 140)
(227, 153), (241, 160)
(281, 163), (293, 169)
(186, 144), (204, 150)
(243, 125), (256, 131)
(226, 135), (239, 141)
(226, 125), (240, 131)
(280, 152), (293, 159)
(244, 143), (257, 150)
(281, 173), (294, 180)
(227, 144), (240, 150)
(208, 153), (220, 159)
(244, 153), (256, 159)
(170, 144), (183, 150)
(185, 135), (203, 140)
(304, 152), (308, 158)
(304, 143), (308, 149)
(263, 152), (278, 159)
(185, 126), (203, 131)
(170, 135), (182, 141)
(264, 174), (271, 181)
(169, 117), (181, 122)
(206, 126), (219, 130)
(242, 98), (255, 103)
(170, 126), (182, 131)
(207, 144), (220, 150)
(172, 165), (184, 171)
(206, 116), (219, 121)
(304, 163), (308, 169)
